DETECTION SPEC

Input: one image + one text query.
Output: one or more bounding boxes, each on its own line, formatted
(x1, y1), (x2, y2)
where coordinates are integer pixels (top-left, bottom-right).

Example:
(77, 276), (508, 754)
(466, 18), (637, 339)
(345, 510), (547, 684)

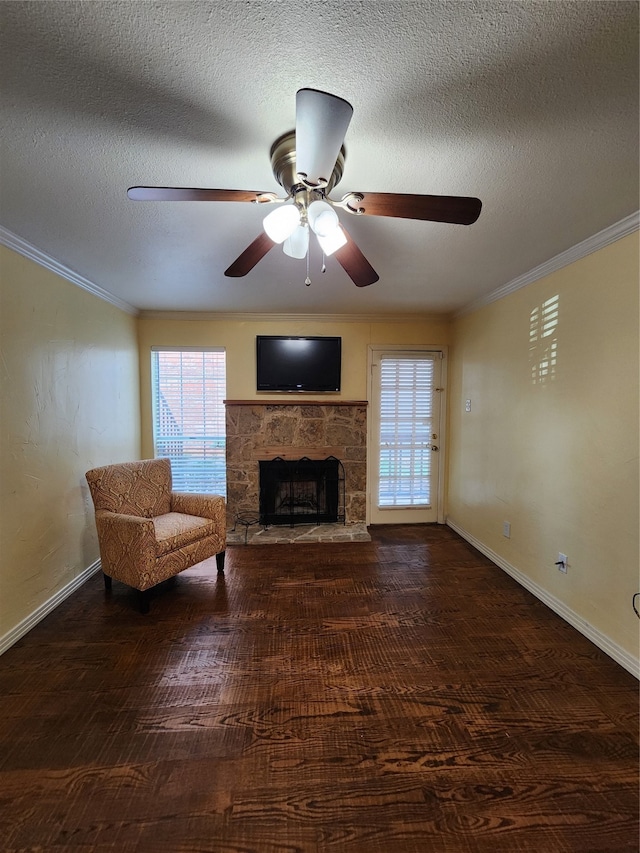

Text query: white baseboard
(0, 559), (102, 656)
(446, 519), (639, 679)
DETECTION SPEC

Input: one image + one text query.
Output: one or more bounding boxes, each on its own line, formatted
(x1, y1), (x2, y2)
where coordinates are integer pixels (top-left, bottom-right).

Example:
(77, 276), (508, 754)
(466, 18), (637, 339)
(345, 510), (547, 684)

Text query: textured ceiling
(1, 1), (638, 315)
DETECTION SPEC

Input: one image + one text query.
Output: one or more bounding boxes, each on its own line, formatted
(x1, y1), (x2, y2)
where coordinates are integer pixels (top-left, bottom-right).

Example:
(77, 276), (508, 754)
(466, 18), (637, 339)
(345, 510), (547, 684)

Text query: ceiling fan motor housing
(270, 131), (345, 197)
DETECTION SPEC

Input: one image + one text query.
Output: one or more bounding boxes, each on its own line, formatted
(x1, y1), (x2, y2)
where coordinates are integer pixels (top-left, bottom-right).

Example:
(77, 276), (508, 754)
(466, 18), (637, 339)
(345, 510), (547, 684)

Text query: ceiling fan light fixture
(307, 199), (339, 237)
(316, 224), (347, 257)
(262, 203), (301, 243)
(283, 224), (309, 259)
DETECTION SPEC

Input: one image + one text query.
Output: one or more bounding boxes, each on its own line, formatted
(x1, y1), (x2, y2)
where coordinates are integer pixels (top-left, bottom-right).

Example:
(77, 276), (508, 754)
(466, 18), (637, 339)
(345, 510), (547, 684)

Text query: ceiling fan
(128, 88), (482, 288)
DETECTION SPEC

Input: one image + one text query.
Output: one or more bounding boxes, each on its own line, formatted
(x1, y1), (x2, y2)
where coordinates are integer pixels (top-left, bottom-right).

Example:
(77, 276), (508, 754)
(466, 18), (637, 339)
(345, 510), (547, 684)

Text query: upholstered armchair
(86, 458), (226, 613)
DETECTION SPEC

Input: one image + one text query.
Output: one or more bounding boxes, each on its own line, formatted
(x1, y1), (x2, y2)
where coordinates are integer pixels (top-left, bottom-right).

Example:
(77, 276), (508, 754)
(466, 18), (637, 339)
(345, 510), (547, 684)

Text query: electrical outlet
(556, 553), (568, 573)
(465, 399), (472, 412)
(503, 521), (511, 538)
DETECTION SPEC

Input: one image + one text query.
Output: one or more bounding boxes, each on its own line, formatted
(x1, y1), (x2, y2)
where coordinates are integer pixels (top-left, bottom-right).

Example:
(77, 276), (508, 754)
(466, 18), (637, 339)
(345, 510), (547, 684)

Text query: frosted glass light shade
(295, 88), (353, 187)
(307, 200), (339, 237)
(316, 225), (347, 256)
(263, 204), (301, 243)
(283, 224), (309, 258)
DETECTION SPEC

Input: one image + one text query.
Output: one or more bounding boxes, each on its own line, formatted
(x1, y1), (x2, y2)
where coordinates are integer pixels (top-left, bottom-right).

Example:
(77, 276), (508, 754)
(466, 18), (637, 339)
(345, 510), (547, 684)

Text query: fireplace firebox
(259, 457), (345, 527)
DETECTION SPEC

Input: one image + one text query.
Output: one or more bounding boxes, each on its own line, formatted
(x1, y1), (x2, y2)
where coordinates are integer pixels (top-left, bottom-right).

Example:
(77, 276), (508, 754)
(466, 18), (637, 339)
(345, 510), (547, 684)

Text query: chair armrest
(95, 510), (157, 565)
(171, 492), (226, 527)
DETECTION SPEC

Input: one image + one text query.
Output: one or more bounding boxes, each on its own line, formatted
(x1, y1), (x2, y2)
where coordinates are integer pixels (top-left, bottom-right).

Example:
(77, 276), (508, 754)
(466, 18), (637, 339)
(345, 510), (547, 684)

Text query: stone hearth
(224, 400), (367, 529)
(227, 521), (371, 545)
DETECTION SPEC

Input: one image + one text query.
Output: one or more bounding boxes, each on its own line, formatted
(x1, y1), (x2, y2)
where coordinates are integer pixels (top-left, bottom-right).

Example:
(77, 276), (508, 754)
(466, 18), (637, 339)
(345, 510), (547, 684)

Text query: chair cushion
(153, 512), (217, 556)
(86, 458), (172, 517)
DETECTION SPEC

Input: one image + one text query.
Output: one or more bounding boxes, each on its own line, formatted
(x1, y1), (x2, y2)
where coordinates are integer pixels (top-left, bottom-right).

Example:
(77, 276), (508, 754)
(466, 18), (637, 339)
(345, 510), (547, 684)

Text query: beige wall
(0, 246), (140, 645)
(447, 233), (639, 666)
(137, 315), (450, 458)
(4, 229), (637, 670)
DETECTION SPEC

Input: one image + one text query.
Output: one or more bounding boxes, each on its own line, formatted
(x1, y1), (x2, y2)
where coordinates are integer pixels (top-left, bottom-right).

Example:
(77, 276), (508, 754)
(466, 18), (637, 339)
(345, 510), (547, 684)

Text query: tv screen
(256, 336), (341, 392)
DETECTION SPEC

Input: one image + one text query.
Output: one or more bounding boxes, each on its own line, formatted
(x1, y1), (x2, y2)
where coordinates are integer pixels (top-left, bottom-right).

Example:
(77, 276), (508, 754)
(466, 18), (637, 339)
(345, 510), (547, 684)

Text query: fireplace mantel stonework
(224, 400), (367, 529)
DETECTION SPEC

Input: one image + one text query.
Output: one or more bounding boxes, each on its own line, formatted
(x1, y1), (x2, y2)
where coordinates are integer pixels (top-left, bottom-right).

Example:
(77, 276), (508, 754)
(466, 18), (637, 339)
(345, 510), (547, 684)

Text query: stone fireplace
(224, 400), (367, 529)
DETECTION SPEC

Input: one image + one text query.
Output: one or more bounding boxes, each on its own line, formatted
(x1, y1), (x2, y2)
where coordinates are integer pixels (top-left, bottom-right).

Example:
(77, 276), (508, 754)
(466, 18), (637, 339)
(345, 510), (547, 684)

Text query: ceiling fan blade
(224, 232), (276, 277)
(127, 187), (268, 202)
(347, 192), (482, 225)
(333, 227), (379, 288)
(295, 88), (353, 187)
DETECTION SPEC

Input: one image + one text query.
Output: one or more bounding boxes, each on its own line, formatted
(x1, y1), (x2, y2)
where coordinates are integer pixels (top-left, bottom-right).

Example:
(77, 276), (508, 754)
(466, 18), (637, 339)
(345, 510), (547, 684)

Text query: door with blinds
(369, 348), (444, 524)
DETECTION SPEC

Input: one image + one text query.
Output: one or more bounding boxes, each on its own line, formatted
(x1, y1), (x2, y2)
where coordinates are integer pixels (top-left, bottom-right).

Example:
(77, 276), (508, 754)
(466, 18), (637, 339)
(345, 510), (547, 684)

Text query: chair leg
(137, 589), (151, 614)
(103, 573), (112, 592)
(216, 551), (225, 573)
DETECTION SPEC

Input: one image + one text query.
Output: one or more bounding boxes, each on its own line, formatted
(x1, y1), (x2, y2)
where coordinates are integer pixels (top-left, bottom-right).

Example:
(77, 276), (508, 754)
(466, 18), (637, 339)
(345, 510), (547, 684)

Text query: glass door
(369, 348), (443, 524)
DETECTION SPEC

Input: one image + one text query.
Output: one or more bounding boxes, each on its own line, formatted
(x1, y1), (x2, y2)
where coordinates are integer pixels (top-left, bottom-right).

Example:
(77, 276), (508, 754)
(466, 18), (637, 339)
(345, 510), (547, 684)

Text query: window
(151, 348), (226, 494)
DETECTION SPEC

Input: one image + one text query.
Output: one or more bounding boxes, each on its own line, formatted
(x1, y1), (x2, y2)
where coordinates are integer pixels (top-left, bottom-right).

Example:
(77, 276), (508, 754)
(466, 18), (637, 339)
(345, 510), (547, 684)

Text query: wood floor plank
(0, 525), (637, 852)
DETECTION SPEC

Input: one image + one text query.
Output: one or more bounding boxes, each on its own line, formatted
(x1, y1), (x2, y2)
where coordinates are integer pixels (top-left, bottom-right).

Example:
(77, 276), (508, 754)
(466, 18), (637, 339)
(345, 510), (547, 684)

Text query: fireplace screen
(259, 456), (345, 527)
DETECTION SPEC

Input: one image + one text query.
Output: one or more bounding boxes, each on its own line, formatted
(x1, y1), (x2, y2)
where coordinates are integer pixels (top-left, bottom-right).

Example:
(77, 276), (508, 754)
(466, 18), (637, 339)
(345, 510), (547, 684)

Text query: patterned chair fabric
(86, 458), (226, 598)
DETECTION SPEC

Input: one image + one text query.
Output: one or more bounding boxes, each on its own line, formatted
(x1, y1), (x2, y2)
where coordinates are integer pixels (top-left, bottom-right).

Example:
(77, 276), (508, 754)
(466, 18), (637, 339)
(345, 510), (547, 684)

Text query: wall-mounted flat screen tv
(256, 336), (342, 392)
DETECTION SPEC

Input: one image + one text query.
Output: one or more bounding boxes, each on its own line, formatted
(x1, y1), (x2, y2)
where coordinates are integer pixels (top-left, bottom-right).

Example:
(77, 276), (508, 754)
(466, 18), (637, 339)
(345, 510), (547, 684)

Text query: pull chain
(305, 248), (311, 286)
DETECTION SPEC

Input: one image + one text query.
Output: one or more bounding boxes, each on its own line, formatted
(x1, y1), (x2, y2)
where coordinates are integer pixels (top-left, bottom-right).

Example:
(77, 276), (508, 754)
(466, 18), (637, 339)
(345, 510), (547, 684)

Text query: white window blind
(151, 348), (226, 495)
(378, 354), (436, 507)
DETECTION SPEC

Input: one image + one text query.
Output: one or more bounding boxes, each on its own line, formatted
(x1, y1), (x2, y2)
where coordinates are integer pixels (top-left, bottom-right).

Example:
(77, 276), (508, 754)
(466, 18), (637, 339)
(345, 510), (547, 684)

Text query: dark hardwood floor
(1, 525), (637, 852)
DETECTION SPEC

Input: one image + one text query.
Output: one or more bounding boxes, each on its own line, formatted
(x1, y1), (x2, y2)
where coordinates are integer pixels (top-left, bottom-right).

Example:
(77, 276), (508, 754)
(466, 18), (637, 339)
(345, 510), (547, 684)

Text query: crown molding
(137, 311), (446, 323)
(0, 226), (139, 316)
(3, 210), (637, 323)
(455, 210), (640, 318)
